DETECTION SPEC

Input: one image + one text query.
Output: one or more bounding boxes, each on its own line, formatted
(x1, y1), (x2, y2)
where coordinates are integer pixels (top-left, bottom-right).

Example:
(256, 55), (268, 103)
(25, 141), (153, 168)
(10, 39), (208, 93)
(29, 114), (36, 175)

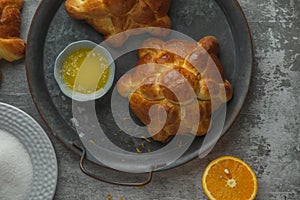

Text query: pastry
(0, 0), (25, 62)
(65, 0), (172, 46)
(117, 36), (233, 142)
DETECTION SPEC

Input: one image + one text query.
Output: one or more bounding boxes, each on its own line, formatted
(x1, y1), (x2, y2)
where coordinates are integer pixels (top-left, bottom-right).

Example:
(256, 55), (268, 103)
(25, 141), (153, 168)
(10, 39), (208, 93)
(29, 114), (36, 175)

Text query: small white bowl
(54, 40), (115, 102)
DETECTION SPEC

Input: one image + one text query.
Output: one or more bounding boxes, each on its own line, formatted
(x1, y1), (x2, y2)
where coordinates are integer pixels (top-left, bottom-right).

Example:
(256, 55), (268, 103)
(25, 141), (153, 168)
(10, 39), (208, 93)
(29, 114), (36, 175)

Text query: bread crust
(65, 0), (172, 46)
(117, 36), (233, 142)
(0, 0), (25, 62)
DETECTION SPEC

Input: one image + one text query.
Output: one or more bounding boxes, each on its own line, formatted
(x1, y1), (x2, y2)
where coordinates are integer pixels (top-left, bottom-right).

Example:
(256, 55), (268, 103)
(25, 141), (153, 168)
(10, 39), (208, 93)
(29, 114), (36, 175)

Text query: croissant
(65, 0), (172, 46)
(0, 0), (25, 62)
(117, 36), (233, 142)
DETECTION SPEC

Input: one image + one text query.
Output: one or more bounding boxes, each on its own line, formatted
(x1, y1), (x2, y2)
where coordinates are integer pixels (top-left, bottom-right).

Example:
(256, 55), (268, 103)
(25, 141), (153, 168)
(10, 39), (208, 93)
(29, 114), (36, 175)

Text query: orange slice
(202, 156), (258, 200)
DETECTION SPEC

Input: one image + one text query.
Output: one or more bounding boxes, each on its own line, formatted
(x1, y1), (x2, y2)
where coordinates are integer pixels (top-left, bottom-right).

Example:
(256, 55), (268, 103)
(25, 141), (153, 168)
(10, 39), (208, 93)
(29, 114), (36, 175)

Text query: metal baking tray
(26, 0), (252, 186)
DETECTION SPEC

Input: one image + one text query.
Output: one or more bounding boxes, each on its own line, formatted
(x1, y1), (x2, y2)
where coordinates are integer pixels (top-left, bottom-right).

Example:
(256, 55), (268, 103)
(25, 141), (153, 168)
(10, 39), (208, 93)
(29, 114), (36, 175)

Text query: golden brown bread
(65, 0), (172, 46)
(0, 0), (25, 62)
(117, 36), (233, 142)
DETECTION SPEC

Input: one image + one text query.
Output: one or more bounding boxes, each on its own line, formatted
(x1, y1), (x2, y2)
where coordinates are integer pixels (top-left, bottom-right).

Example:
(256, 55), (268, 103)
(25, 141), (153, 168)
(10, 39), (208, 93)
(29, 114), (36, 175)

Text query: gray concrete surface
(0, 0), (299, 199)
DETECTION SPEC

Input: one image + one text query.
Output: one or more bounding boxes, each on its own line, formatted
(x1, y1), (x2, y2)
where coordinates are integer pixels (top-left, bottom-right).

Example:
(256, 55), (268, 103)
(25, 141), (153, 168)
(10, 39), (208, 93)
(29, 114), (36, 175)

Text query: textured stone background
(0, 0), (299, 199)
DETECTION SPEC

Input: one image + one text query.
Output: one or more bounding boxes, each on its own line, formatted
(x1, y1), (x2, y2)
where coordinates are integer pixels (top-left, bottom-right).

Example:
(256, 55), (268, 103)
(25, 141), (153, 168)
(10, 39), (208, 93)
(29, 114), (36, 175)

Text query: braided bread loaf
(117, 36), (233, 142)
(0, 0), (25, 62)
(65, 0), (171, 46)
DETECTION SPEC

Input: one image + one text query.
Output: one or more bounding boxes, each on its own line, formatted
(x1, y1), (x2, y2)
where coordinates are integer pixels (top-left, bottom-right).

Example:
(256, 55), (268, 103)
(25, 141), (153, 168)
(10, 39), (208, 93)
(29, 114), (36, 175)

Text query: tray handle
(72, 141), (153, 187)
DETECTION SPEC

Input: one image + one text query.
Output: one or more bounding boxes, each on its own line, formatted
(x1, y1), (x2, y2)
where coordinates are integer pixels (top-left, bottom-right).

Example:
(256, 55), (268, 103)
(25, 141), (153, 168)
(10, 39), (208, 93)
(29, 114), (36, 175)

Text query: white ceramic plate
(0, 102), (57, 200)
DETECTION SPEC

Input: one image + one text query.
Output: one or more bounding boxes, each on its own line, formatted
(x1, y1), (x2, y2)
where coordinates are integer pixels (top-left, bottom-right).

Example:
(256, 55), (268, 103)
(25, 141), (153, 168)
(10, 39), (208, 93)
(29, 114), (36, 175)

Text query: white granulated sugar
(0, 130), (33, 200)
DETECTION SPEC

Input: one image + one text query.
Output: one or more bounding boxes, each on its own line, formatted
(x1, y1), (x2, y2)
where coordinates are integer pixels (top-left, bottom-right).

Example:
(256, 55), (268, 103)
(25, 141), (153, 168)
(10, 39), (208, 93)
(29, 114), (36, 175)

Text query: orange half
(202, 156), (258, 200)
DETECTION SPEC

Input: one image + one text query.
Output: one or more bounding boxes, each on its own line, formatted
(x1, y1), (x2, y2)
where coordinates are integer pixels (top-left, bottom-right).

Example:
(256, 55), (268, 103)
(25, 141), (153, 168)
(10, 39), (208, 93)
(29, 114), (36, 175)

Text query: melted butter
(62, 48), (110, 94)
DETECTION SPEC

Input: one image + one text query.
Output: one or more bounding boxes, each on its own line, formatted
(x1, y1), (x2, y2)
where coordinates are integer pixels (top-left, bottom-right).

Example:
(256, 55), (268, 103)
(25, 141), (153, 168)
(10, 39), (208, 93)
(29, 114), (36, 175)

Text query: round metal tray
(26, 0), (252, 185)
